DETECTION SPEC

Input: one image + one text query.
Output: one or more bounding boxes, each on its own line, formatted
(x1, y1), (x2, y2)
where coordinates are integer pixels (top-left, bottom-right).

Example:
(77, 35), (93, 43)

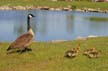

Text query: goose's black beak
(28, 13), (35, 18)
(32, 15), (35, 17)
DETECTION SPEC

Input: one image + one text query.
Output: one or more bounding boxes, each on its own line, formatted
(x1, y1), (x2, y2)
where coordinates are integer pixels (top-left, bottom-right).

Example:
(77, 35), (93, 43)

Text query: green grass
(0, 0), (108, 9)
(0, 37), (108, 71)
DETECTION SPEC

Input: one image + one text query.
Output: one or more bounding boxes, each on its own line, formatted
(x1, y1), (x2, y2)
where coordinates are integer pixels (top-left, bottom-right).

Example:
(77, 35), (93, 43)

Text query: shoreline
(0, 5), (108, 13)
(0, 35), (99, 43)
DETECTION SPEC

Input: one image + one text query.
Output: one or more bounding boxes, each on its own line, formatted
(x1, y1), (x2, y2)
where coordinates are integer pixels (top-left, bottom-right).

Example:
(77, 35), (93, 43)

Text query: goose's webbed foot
(25, 48), (32, 51)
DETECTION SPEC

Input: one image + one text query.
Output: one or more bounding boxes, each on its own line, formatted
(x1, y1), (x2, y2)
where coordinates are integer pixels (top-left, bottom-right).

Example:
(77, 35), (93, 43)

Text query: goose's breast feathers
(28, 28), (34, 36)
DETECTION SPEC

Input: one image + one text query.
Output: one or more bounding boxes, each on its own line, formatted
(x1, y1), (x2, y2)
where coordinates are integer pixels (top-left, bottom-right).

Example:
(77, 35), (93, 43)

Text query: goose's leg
(25, 47), (32, 51)
(18, 47), (32, 53)
(19, 48), (27, 53)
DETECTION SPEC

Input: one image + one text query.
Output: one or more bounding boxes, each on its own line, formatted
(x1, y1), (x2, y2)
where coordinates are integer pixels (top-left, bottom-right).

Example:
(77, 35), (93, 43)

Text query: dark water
(0, 10), (108, 42)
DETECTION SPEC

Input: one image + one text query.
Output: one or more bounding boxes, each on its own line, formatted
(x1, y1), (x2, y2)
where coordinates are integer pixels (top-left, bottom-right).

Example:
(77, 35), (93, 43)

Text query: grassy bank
(0, 0), (108, 9)
(0, 37), (108, 71)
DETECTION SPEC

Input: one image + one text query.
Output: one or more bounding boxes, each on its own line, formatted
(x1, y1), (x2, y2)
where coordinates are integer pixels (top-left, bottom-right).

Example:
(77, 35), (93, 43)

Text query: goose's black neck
(27, 16), (31, 31)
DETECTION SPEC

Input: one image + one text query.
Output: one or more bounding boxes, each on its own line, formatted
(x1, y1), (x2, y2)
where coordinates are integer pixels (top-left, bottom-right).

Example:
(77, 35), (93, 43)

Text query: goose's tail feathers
(7, 46), (11, 51)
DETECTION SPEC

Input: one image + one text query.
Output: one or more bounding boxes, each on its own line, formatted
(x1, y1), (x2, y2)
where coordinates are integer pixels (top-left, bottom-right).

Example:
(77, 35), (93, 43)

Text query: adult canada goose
(65, 44), (80, 58)
(7, 13), (35, 53)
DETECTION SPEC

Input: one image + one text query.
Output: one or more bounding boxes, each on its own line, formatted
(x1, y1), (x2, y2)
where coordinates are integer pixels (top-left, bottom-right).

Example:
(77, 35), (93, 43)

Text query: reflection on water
(86, 17), (108, 22)
(0, 10), (108, 42)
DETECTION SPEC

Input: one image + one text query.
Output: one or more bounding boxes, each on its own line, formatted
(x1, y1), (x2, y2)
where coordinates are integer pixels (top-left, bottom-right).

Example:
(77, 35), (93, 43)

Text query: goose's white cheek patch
(29, 15), (32, 18)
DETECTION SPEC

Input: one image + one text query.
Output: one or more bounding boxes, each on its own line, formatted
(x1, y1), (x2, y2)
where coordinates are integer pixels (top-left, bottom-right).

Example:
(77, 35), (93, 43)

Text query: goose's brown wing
(10, 33), (33, 48)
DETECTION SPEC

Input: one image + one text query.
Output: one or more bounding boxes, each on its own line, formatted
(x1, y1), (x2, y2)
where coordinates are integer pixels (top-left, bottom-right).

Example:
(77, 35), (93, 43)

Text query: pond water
(0, 10), (108, 42)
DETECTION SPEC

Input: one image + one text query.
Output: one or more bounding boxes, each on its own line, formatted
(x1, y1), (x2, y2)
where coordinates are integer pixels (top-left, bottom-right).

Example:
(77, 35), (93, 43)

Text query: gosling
(84, 48), (100, 58)
(65, 44), (80, 58)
